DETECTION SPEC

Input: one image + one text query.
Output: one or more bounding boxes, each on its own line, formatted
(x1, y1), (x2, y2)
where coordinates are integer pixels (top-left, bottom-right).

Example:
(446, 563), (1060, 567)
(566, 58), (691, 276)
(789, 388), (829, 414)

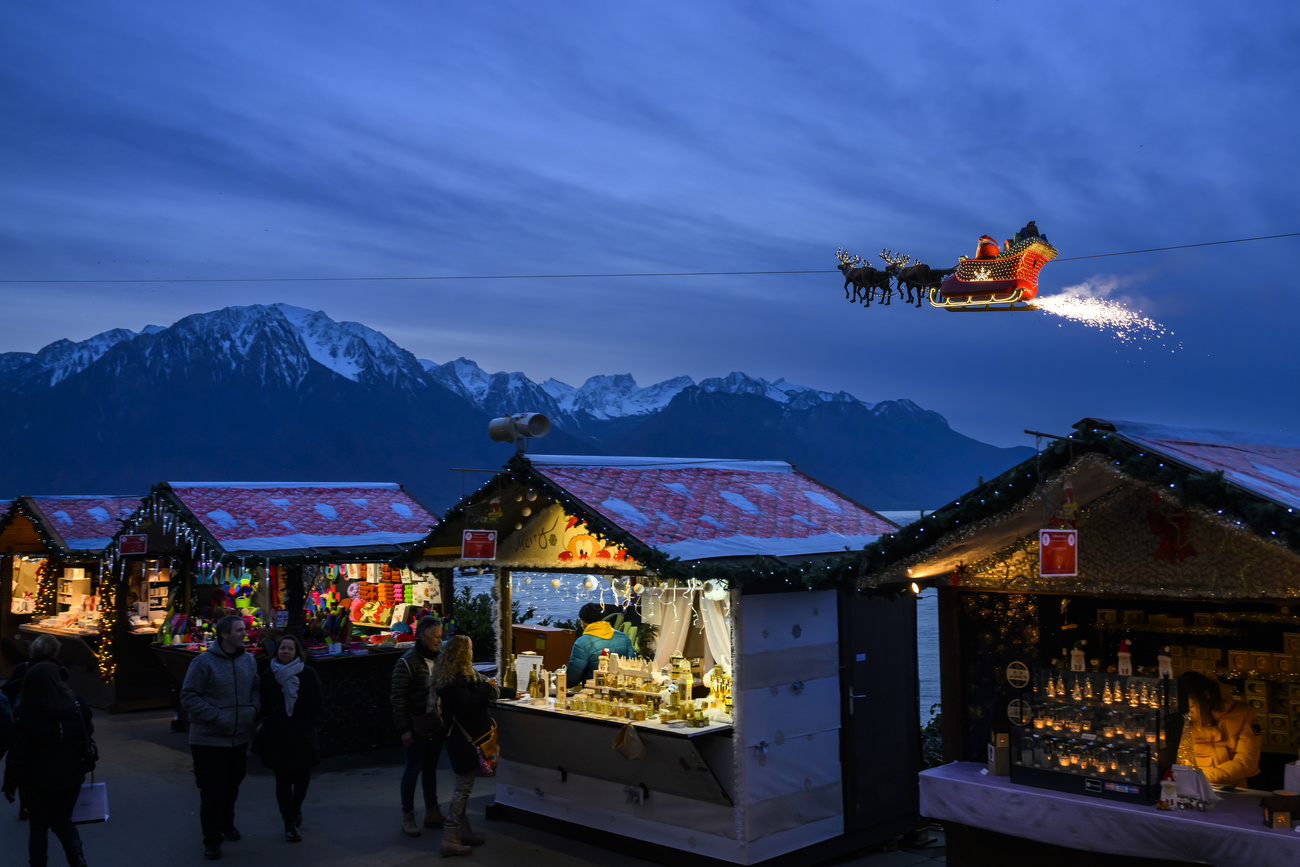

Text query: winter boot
(440, 821), (472, 857)
(423, 802), (446, 828)
(459, 817), (485, 846)
(401, 811), (421, 837)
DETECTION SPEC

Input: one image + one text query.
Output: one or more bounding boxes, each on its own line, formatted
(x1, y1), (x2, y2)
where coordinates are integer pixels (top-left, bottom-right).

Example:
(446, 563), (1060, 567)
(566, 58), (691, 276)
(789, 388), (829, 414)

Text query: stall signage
(1039, 529), (1077, 577)
(462, 530), (497, 561)
(1007, 699), (1032, 726)
(1006, 661), (1030, 688)
(119, 534), (148, 555)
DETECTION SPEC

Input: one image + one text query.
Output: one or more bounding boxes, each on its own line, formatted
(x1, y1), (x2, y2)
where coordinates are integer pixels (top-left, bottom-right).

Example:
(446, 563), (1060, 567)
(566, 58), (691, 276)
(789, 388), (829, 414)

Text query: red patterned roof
(27, 496), (141, 552)
(1079, 419), (1300, 512)
(527, 456), (896, 560)
(164, 483), (436, 554)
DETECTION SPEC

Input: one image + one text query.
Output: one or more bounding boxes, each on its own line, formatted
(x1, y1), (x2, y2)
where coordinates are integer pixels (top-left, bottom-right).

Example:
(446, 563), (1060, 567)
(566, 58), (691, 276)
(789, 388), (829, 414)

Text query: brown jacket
(1191, 683), (1261, 787)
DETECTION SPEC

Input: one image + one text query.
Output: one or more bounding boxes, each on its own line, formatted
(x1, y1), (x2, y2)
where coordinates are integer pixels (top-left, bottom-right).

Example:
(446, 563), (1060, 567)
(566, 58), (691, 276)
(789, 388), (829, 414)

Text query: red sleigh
(930, 236), (1058, 311)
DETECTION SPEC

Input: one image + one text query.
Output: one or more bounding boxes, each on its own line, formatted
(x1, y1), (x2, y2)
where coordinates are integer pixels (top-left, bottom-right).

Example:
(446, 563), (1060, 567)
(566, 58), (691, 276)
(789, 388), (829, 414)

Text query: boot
(423, 802), (446, 828)
(401, 811), (421, 837)
(459, 817), (485, 846)
(284, 819), (302, 843)
(440, 821), (471, 858)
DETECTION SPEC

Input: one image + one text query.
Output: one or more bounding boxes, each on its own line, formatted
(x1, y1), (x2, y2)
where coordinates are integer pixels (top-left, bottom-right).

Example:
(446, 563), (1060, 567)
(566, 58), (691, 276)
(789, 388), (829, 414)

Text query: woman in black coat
(3, 661), (94, 867)
(258, 634), (322, 843)
(432, 635), (498, 858)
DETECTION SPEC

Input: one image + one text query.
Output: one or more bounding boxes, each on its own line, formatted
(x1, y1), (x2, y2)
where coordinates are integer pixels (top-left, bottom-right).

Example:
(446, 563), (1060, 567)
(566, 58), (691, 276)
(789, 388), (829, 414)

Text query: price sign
(462, 530), (497, 561)
(1039, 529), (1077, 577)
(119, 534), (148, 555)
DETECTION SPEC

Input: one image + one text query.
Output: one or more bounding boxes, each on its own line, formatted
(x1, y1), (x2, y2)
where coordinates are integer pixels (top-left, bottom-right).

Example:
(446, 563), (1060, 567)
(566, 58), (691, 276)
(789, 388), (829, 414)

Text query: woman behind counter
(258, 634), (322, 843)
(433, 635), (498, 858)
(1179, 671), (1261, 788)
(3, 661), (95, 867)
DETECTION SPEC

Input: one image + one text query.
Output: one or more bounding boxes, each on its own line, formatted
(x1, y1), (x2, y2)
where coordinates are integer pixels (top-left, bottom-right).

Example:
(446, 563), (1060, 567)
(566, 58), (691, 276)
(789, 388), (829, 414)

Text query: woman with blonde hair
(432, 636), (497, 857)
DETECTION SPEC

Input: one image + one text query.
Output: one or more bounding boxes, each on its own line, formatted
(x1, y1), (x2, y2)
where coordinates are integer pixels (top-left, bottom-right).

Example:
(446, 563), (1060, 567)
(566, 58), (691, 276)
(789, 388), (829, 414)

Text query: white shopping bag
(71, 782), (109, 824)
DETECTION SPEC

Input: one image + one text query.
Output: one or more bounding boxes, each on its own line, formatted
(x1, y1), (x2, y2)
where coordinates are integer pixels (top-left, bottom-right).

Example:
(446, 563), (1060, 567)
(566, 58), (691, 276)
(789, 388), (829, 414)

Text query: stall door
(839, 589), (920, 832)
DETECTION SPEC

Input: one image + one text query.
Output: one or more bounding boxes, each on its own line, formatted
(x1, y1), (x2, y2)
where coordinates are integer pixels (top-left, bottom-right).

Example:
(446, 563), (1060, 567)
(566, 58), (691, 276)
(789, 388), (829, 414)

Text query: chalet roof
(853, 418), (1300, 594)
(150, 482), (437, 559)
(0, 495), (140, 555)
(522, 455), (896, 561)
(1079, 418), (1300, 512)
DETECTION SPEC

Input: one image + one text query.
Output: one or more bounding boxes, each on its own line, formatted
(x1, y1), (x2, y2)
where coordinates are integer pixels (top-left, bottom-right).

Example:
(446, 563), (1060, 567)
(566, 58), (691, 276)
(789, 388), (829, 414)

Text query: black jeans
(274, 766), (311, 824)
(191, 744), (247, 846)
(23, 783), (83, 866)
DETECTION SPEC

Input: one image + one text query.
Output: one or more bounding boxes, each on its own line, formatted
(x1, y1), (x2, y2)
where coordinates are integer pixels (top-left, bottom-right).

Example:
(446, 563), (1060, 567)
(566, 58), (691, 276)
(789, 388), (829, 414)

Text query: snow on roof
(526, 458), (896, 560)
(27, 496), (141, 551)
(165, 483), (435, 554)
(1082, 419), (1300, 512)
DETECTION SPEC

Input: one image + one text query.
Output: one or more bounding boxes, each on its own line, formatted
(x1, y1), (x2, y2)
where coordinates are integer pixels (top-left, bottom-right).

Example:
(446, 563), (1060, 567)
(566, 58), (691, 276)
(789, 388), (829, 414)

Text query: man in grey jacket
(181, 614), (259, 861)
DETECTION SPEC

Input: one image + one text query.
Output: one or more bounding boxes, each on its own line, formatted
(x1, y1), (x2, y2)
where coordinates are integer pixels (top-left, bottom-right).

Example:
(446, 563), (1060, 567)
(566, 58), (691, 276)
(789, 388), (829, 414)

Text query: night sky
(3, 2), (1298, 447)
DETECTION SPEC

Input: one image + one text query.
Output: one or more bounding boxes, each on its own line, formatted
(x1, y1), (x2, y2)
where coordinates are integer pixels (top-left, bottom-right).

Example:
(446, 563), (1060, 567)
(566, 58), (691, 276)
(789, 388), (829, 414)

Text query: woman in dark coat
(432, 636), (498, 858)
(3, 661), (94, 867)
(258, 634), (322, 843)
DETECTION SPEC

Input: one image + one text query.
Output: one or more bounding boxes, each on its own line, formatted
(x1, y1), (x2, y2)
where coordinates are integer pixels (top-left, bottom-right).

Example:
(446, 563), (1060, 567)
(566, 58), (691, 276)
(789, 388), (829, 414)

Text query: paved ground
(0, 708), (945, 866)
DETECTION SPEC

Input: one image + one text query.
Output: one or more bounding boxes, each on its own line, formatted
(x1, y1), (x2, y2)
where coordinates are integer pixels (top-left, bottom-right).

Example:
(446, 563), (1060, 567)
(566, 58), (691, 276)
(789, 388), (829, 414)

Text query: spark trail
(1034, 278), (1180, 350)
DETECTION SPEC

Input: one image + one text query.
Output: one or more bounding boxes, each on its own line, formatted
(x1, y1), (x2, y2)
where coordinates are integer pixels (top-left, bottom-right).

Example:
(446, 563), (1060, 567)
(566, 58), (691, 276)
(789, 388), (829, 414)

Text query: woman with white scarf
(257, 634), (323, 843)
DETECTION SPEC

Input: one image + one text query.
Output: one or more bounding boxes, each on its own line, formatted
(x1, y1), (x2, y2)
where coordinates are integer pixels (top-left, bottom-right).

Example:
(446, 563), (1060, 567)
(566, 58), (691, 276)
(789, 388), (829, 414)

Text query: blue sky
(2, 1), (1298, 446)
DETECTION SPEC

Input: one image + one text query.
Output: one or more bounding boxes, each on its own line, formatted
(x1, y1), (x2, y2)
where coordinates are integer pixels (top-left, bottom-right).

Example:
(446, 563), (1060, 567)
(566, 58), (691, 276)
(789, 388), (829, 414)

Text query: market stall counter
(922, 761), (1299, 867)
(494, 697), (734, 805)
(152, 642), (409, 756)
(406, 452), (918, 866)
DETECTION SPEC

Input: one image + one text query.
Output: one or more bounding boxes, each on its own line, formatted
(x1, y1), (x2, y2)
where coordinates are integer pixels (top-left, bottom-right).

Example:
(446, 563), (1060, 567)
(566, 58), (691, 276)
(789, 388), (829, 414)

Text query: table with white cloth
(920, 761), (1300, 867)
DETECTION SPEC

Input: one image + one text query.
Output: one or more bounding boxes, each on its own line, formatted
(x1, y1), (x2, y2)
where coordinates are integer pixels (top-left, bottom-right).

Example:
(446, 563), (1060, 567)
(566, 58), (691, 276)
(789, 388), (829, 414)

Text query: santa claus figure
(976, 234), (1000, 259)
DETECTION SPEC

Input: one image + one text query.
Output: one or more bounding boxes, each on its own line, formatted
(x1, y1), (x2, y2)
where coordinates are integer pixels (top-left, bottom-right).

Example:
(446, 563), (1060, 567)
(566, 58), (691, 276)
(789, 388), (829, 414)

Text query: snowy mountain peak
(0, 326), (141, 393)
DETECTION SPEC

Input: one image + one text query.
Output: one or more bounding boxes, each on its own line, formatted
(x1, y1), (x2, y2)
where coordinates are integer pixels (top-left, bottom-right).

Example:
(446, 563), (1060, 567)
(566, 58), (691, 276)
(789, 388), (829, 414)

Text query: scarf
(270, 656), (304, 716)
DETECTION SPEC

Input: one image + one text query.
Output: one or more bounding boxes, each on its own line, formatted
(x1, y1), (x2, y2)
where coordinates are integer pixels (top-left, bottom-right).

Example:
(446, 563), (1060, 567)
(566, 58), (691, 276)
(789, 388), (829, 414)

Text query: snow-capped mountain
(0, 326), (157, 394)
(2, 304), (429, 395)
(422, 359), (897, 427)
(0, 303), (1032, 511)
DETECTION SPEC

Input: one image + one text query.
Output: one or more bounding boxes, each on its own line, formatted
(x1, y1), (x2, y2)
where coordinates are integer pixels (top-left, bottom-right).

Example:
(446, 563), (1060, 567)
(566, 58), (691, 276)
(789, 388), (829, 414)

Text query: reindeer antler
(879, 248), (912, 267)
(836, 247), (866, 267)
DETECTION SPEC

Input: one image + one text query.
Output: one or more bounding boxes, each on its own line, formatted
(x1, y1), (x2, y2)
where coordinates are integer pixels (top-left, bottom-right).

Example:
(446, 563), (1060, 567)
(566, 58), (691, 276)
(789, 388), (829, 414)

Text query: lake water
(460, 572), (940, 722)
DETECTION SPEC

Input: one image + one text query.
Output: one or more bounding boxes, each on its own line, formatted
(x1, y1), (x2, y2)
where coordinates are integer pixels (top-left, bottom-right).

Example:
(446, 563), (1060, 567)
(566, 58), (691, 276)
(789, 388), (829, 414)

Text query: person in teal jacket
(567, 603), (634, 686)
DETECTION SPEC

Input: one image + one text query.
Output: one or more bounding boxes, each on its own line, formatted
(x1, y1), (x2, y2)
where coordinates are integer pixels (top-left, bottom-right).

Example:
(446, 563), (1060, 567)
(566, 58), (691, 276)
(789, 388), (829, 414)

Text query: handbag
(71, 780), (109, 824)
(456, 719), (499, 777)
(73, 700), (98, 773)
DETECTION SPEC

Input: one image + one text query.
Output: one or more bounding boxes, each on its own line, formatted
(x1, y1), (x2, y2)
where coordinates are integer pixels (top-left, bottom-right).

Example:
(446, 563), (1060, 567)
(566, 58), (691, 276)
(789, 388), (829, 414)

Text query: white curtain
(700, 594), (732, 670)
(649, 586), (732, 672)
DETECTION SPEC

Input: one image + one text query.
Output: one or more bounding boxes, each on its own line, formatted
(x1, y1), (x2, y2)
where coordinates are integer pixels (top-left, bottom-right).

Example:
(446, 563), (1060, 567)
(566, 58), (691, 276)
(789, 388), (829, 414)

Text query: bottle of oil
(525, 668), (539, 700)
(505, 654), (518, 692)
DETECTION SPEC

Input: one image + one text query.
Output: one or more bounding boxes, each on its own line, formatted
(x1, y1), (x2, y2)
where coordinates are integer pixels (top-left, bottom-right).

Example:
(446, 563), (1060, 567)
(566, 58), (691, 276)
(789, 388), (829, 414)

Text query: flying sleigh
(930, 235), (1059, 312)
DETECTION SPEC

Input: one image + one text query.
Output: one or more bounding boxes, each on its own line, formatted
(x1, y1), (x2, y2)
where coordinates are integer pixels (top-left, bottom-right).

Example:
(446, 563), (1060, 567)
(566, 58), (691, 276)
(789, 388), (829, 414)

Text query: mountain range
(0, 304), (1032, 513)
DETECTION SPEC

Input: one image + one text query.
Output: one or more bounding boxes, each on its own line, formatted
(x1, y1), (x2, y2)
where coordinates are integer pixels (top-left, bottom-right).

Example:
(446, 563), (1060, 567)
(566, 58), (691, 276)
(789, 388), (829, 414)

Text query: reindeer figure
(836, 247), (892, 306)
(881, 249), (945, 307)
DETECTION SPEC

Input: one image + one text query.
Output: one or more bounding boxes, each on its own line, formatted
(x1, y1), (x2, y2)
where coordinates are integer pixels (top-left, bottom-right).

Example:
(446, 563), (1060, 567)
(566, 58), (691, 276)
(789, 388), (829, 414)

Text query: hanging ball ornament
(515, 522), (523, 530)
(551, 578), (562, 589)
(524, 576), (532, 584)
(521, 507), (532, 517)
(527, 491), (537, 501)
(584, 577), (598, 591)
(633, 583), (644, 594)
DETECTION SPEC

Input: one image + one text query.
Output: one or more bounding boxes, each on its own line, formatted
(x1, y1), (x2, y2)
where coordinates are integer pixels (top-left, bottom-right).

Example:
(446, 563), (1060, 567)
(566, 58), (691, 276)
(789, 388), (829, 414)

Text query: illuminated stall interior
(105, 481), (440, 749)
(406, 453), (915, 866)
(859, 418), (1300, 866)
(0, 495), (142, 703)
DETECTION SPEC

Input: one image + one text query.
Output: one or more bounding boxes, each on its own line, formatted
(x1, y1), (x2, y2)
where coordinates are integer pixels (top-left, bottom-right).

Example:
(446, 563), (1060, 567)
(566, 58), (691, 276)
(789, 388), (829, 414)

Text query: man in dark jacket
(180, 615), (259, 861)
(391, 615), (445, 836)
